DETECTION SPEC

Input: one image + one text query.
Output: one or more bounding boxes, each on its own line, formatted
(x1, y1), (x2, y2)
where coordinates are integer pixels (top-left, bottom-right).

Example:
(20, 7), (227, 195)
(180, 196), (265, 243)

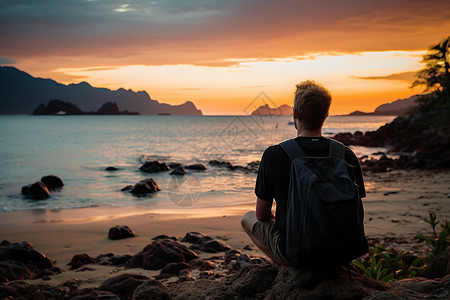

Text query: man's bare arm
(256, 198), (275, 221)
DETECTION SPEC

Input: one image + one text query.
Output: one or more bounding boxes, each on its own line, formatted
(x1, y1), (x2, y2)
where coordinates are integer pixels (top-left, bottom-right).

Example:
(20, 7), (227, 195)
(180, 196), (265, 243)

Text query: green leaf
(352, 260), (366, 272)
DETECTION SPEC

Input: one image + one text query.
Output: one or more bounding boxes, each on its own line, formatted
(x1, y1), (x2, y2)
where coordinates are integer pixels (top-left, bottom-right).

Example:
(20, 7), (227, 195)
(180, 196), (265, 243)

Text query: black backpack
(279, 138), (368, 268)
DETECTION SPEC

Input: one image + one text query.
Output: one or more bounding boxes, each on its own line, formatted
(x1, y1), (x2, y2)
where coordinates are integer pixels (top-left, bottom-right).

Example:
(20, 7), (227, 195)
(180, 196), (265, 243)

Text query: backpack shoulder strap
(328, 139), (345, 159)
(279, 139), (305, 160)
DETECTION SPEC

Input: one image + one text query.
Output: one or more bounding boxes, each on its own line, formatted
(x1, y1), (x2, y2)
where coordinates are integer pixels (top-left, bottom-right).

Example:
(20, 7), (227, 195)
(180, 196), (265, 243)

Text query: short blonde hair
(294, 80), (331, 130)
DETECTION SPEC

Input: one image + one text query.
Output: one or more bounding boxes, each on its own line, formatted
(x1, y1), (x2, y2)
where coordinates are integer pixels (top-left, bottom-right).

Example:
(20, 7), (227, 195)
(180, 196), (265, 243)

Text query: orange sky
(1, 0), (450, 115)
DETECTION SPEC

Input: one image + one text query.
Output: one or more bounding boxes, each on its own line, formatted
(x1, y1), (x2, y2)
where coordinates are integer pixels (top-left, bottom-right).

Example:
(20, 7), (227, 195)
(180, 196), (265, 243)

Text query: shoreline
(1, 169), (449, 262)
(0, 169), (449, 293)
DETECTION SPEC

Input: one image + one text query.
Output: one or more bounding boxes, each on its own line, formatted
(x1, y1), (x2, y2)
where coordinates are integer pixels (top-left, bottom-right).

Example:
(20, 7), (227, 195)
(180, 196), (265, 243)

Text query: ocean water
(0, 115), (395, 212)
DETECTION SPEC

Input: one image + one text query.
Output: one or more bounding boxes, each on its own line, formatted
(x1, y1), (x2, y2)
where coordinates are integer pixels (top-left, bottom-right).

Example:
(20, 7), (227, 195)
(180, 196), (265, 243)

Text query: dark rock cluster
(139, 161), (170, 173)
(224, 249), (271, 271)
(181, 232), (231, 253)
(139, 160), (207, 175)
(132, 263), (450, 300)
(21, 175), (64, 200)
(2, 235), (449, 300)
(333, 114), (450, 170)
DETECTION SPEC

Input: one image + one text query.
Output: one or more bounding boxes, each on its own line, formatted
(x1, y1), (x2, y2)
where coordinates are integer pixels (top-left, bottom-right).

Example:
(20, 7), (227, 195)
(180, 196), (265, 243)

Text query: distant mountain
(0, 66), (202, 115)
(251, 104), (292, 116)
(348, 95), (420, 116)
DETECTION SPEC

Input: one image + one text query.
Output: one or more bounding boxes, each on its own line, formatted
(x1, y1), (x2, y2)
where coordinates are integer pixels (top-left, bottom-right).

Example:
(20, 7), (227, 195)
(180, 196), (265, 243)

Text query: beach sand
(1, 169), (449, 289)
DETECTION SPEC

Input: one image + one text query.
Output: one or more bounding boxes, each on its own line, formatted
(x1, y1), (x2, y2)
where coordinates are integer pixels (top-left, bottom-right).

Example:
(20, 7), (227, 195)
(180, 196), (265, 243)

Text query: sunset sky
(1, 0), (450, 115)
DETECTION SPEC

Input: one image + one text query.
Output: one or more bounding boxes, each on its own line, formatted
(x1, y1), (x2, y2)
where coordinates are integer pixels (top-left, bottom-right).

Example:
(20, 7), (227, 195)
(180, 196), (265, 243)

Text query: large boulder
(40, 175), (64, 189)
(108, 225), (136, 240)
(0, 260), (34, 281)
(127, 239), (198, 270)
(129, 178), (160, 195)
(21, 181), (50, 200)
(98, 273), (150, 300)
(140, 161), (170, 173)
(0, 241), (54, 280)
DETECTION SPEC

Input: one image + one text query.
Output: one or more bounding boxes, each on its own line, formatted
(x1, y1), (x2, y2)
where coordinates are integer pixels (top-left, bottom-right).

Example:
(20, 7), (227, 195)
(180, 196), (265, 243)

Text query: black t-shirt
(254, 137), (366, 256)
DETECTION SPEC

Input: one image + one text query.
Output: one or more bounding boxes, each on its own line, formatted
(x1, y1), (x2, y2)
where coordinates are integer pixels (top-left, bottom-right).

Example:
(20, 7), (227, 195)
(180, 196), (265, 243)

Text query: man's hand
(256, 198), (274, 221)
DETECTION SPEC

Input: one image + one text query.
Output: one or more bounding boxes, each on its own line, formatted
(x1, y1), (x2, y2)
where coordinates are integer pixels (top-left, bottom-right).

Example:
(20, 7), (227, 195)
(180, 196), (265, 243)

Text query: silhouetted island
(33, 100), (139, 115)
(250, 104), (292, 116)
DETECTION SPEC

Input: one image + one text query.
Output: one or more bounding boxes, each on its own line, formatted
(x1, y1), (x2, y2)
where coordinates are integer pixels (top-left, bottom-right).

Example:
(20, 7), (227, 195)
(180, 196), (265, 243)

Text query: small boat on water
(56, 110), (66, 115)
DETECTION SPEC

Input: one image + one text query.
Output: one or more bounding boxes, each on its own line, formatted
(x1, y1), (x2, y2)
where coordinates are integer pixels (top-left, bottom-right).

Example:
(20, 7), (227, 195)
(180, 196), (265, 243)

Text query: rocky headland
(348, 94), (421, 116)
(333, 110), (450, 171)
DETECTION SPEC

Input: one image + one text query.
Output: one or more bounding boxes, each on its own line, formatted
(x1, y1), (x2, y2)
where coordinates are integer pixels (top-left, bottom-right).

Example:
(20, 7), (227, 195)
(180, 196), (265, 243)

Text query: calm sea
(0, 115), (395, 212)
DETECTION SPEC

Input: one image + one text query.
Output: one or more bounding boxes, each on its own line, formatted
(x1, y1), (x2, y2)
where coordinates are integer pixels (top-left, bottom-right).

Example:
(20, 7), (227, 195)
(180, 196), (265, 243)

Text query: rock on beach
(0, 241), (55, 281)
(127, 238), (199, 270)
(21, 181), (50, 200)
(181, 232), (231, 253)
(122, 178), (160, 195)
(108, 225), (136, 240)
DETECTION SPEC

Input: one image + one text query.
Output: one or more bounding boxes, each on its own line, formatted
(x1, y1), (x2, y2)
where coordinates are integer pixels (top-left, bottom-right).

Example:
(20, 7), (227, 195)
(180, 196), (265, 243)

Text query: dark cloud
(1, 0), (449, 69)
(352, 72), (417, 82)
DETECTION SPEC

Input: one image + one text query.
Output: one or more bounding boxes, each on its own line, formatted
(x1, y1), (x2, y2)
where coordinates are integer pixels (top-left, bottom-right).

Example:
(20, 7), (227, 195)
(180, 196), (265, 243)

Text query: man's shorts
(252, 219), (292, 265)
